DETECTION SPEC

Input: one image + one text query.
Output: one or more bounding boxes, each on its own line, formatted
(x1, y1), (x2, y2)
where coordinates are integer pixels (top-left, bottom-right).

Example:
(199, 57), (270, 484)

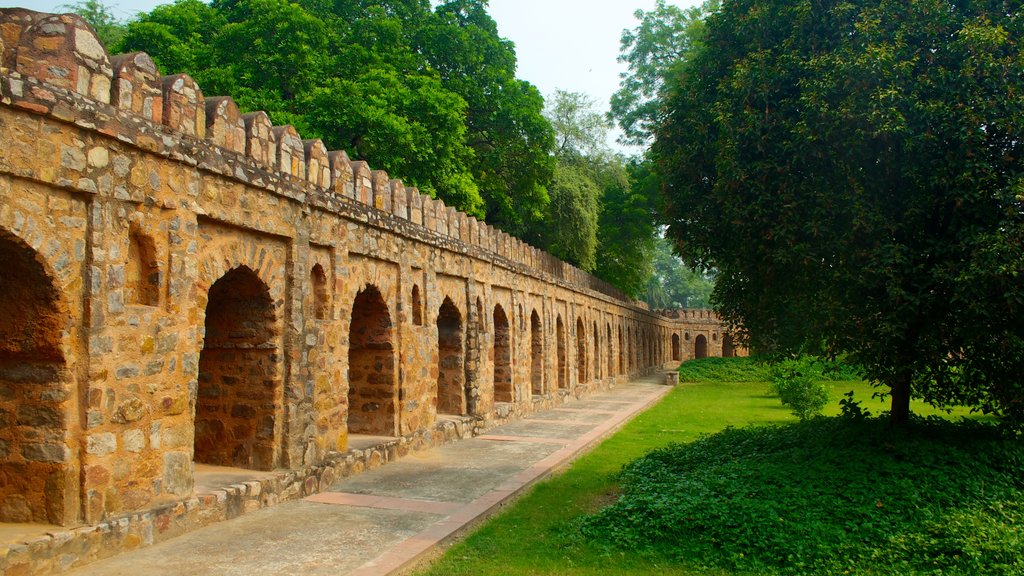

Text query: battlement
(0, 8), (629, 302)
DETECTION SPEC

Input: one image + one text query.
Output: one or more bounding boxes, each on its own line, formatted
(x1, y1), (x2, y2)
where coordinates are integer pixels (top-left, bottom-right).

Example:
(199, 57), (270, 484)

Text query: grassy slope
(418, 369), (978, 575)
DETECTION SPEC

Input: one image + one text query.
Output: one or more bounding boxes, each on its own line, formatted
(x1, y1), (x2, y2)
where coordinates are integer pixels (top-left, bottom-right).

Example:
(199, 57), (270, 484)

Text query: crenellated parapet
(0, 8), (630, 302)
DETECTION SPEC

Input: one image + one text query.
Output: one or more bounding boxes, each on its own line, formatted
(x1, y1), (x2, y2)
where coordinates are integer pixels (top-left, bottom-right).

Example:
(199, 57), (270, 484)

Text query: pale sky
(10, 0), (702, 150)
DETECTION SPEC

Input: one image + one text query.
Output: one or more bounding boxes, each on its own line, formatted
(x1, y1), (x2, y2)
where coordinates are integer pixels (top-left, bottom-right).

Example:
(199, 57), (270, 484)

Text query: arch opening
(0, 230), (75, 524)
(347, 286), (397, 436)
(606, 323), (613, 378)
(196, 266), (281, 470)
(493, 304), (512, 403)
(723, 333), (736, 358)
(556, 316), (567, 389)
(436, 297), (466, 415)
(530, 310), (543, 395)
(695, 334), (709, 359)
(617, 326), (624, 375)
(576, 317), (587, 385)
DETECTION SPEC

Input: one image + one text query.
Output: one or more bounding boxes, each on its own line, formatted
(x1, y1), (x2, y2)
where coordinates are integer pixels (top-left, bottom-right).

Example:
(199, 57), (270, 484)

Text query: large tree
(659, 0), (1024, 424)
(610, 0), (718, 146)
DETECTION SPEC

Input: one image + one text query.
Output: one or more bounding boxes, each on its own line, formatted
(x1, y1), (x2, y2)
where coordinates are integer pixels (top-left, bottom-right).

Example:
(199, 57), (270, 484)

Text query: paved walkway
(66, 376), (670, 576)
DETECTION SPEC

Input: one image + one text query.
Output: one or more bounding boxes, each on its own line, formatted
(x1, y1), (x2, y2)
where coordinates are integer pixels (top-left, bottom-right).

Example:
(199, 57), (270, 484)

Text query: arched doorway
(695, 334), (709, 359)
(606, 323), (613, 377)
(556, 316), (567, 389)
(576, 317), (587, 385)
(347, 286), (397, 436)
(617, 326), (624, 375)
(493, 305), (512, 403)
(672, 333), (681, 361)
(622, 327), (630, 373)
(197, 266), (281, 470)
(436, 297), (466, 415)
(722, 334), (736, 357)
(0, 230), (76, 524)
(593, 320), (600, 380)
(530, 310), (543, 396)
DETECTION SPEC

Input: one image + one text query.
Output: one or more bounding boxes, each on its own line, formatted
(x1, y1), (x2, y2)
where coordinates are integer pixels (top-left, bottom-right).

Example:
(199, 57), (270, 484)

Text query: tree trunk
(890, 374), (911, 425)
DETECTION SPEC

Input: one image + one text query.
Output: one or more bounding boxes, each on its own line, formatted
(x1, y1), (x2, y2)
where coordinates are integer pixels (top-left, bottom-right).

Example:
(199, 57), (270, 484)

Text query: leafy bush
(581, 417), (1024, 575)
(769, 357), (830, 420)
(677, 356), (773, 383)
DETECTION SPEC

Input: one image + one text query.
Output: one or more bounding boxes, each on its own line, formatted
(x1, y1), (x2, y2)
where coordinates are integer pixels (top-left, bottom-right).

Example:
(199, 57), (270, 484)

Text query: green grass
(416, 361), (1001, 576)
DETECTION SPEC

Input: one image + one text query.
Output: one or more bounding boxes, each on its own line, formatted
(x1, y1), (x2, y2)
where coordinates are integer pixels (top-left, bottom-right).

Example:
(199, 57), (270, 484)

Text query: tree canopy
(658, 0), (1024, 425)
(113, 0), (560, 222)
(610, 0), (718, 146)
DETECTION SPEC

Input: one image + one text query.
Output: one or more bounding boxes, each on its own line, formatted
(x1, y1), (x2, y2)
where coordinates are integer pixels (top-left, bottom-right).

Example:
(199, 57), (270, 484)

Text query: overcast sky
(10, 0), (702, 149)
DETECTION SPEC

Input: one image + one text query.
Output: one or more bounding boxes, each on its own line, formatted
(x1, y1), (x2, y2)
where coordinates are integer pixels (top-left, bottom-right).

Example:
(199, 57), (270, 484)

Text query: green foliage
(422, 0), (555, 234)
(592, 158), (659, 299)
(676, 356), (772, 383)
(61, 0), (126, 46)
(582, 417), (1024, 575)
(644, 235), (714, 309)
(657, 0), (1024, 425)
(611, 0), (719, 145)
(768, 357), (829, 420)
(535, 162), (600, 271)
(117, 0), (553, 221)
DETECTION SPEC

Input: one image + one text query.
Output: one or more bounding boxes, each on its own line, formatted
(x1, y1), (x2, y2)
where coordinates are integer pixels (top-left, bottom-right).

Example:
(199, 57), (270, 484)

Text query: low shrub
(769, 357), (830, 420)
(581, 417), (1024, 575)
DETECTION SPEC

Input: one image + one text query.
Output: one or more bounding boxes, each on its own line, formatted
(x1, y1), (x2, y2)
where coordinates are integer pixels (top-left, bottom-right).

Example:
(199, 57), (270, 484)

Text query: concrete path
(66, 376), (670, 576)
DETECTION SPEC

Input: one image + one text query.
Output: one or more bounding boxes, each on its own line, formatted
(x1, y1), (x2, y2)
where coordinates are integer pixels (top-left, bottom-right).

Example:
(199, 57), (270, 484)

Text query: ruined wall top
(0, 8), (635, 303)
(655, 308), (722, 322)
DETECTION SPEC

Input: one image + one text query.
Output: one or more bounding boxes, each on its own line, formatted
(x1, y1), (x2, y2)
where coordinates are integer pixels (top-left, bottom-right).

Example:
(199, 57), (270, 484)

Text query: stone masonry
(0, 9), (742, 573)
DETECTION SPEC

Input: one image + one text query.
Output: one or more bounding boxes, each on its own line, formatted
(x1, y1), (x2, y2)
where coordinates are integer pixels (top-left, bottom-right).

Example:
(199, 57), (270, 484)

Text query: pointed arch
(530, 310), (543, 395)
(556, 315), (567, 389)
(606, 323), (613, 377)
(347, 285), (397, 436)
(0, 229), (76, 524)
(617, 325), (624, 375)
(695, 334), (709, 359)
(196, 265), (281, 470)
(576, 317), (587, 385)
(436, 297), (466, 415)
(672, 333), (681, 361)
(493, 304), (512, 403)
(723, 333), (736, 357)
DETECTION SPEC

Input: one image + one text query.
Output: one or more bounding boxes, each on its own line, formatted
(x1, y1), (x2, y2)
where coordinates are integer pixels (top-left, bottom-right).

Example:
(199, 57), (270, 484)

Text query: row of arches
(0, 225), (700, 525)
(670, 332), (738, 362)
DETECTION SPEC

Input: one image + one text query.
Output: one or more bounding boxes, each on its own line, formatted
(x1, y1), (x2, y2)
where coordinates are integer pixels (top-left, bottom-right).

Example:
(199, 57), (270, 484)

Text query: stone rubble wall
(0, 10), (742, 574)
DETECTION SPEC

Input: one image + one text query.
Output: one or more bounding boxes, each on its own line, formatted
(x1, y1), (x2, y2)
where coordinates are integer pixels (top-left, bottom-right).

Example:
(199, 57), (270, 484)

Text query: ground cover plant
(582, 417), (1024, 575)
(676, 356), (772, 383)
(418, 359), (1015, 575)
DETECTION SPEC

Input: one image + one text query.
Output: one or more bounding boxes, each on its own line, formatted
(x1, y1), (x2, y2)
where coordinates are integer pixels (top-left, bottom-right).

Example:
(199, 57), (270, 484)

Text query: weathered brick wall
(0, 8), (743, 535)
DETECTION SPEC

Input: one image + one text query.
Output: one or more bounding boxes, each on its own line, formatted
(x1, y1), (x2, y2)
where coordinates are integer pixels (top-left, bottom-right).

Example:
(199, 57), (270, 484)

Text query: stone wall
(0, 7), (743, 557)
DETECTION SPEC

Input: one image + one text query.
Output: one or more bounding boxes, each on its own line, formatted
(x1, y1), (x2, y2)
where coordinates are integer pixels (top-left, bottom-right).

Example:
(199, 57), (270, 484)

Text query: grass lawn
(417, 368), (987, 576)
